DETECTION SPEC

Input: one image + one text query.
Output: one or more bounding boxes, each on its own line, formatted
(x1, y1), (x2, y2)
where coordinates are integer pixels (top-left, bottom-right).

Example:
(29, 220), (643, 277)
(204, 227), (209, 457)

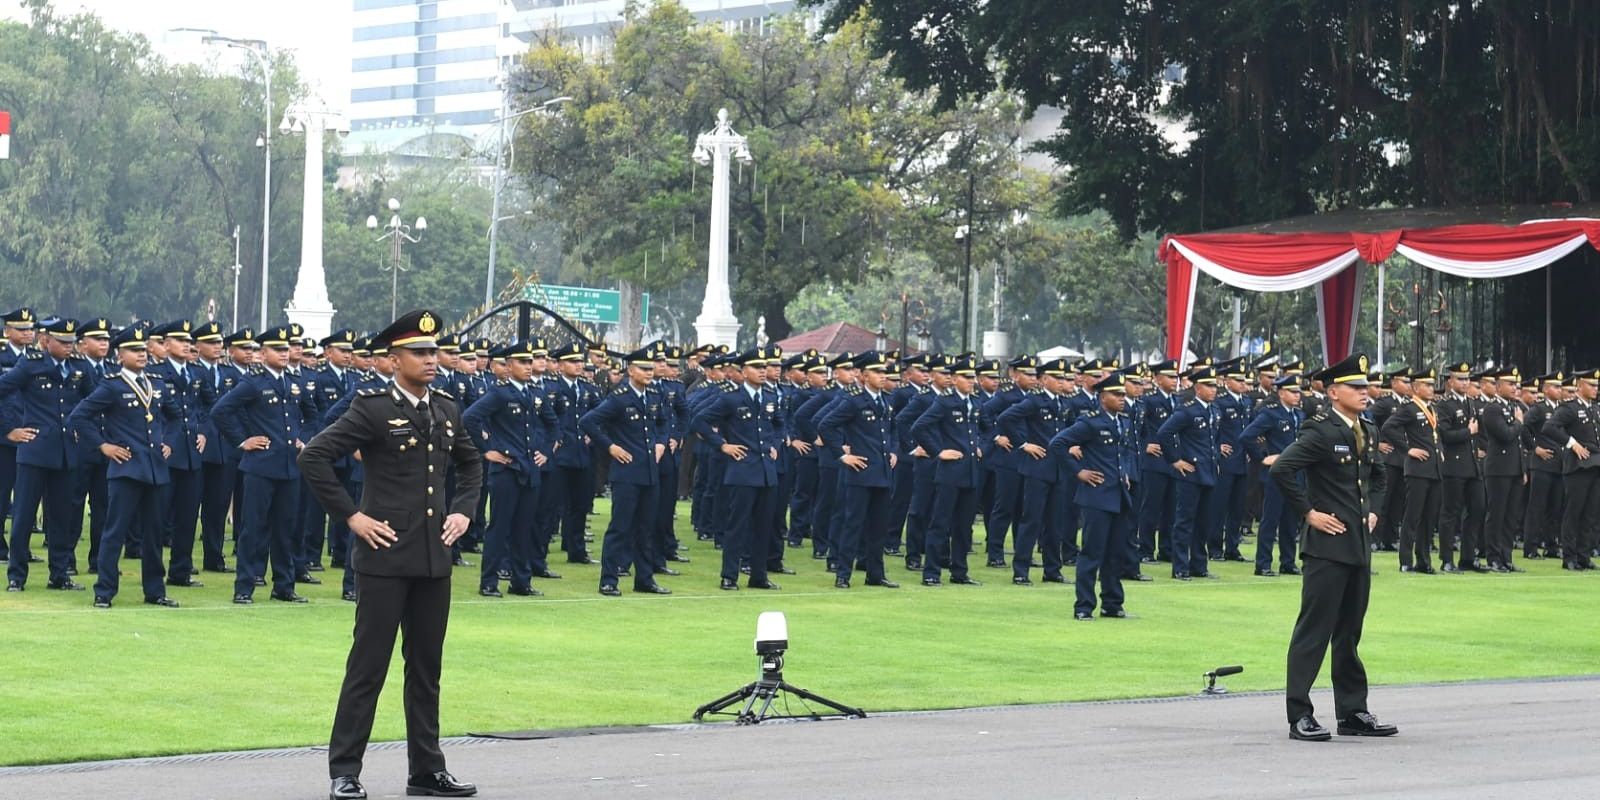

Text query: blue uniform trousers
(885, 457), (913, 552)
(787, 457), (818, 546)
(811, 463), (840, 561)
(481, 470), (540, 592)
(904, 458), (936, 560)
(1076, 502), (1130, 615)
(987, 467), (1022, 562)
(199, 461), (232, 570)
(653, 457), (678, 571)
(546, 464), (592, 562)
(7, 464), (74, 585)
(1171, 480), (1213, 576)
(1014, 476), (1064, 580)
(600, 481), (657, 590)
(924, 484), (978, 582)
(1256, 478), (1302, 572)
(1138, 467), (1176, 560)
(96, 477), (167, 602)
(1208, 471), (1247, 559)
(720, 484), (775, 584)
(839, 483), (892, 582)
(235, 474), (299, 597)
(162, 466), (202, 583)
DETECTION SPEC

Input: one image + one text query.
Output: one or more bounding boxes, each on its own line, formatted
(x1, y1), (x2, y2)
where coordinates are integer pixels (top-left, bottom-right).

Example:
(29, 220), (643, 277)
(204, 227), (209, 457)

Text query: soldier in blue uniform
(323, 336), (392, 601)
(813, 351), (900, 589)
(0, 307), (39, 564)
(1242, 374), (1306, 576)
(1157, 364), (1223, 580)
(794, 352), (856, 568)
(464, 340), (558, 597)
(997, 358), (1075, 585)
(580, 347), (672, 596)
(546, 342), (598, 565)
(1053, 369), (1137, 619)
(912, 355), (987, 586)
(69, 317), (114, 572)
(68, 326), (179, 608)
(896, 354), (949, 572)
(1211, 358), (1254, 562)
(690, 348), (783, 591)
(973, 359), (1003, 565)
(779, 352), (818, 548)
(0, 317), (94, 591)
(651, 343), (692, 576)
(217, 328), (257, 562)
(187, 321), (232, 573)
(1136, 359), (1182, 565)
(308, 329), (360, 572)
(979, 356), (1034, 571)
(457, 337), (493, 557)
(212, 325), (312, 604)
(1118, 366), (1154, 582)
(884, 354), (930, 558)
(146, 320), (209, 589)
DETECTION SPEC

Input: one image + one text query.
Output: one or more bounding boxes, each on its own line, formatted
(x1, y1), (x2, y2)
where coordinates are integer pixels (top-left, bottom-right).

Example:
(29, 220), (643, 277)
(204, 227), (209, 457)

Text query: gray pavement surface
(5, 676), (1599, 799)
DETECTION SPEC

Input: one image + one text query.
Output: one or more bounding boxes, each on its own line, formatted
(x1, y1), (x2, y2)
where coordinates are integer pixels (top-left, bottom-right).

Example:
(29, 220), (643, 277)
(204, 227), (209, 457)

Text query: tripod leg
(694, 683), (759, 721)
(779, 682), (866, 719)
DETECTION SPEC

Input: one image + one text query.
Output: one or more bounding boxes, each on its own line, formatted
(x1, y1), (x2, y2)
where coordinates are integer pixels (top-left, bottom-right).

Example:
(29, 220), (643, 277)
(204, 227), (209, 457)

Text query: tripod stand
(693, 653), (865, 725)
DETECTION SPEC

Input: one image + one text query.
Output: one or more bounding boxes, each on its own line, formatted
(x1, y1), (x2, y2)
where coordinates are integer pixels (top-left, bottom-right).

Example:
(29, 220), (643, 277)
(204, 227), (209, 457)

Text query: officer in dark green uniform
(1270, 353), (1396, 742)
(299, 309), (483, 800)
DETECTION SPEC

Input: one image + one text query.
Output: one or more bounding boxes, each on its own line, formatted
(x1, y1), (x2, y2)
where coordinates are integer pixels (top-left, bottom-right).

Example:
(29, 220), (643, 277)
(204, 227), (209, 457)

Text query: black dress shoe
(950, 577), (983, 586)
(567, 556), (596, 565)
(167, 577), (204, 587)
(6, 581), (22, 592)
(406, 769), (476, 797)
(1255, 568), (1278, 577)
(93, 596), (112, 609)
(1074, 611), (1093, 621)
(28, 553), (44, 563)
(495, 569), (512, 580)
(479, 587), (504, 598)
(343, 591), (358, 602)
(1504, 562), (1525, 573)
(1041, 574), (1068, 584)
(866, 579), (900, 588)
(598, 585), (622, 597)
(986, 559), (1007, 568)
(1063, 556), (1077, 566)
(1100, 609), (1128, 618)
(748, 580), (781, 590)
(1337, 711), (1398, 737)
(306, 562), (325, 572)
(204, 563), (230, 573)
(1127, 573), (1154, 582)
(1289, 714), (1332, 741)
(1280, 565), (1302, 576)
(507, 586), (543, 597)
(905, 557), (923, 571)
(1172, 572), (1192, 581)
(1192, 571), (1218, 580)
(1013, 576), (1033, 586)
(1225, 553), (1249, 562)
(295, 572), (322, 584)
(532, 570), (563, 580)
(1140, 556), (1158, 564)
(331, 771), (368, 796)
(772, 566), (796, 575)
(834, 577), (851, 589)
(635, 584), (672, 595)
(720, 579), (739, 591)
(921, 577), (942, 586)
(666, 554), (691, 563)
(253, 576), (267, 587)
(47, 579), (86, 591)
(1414, 565), (1436, 575)
(452, 556), (473, 567)
(1440, 563), (1461, 574)
(270, 591), (309, 603)
(145, 596), (180, 608)
(65, 565), (77, 576)
(882, 547), (903, 557)
(232, 594), (253, 605)
(655, 567), (681, 577)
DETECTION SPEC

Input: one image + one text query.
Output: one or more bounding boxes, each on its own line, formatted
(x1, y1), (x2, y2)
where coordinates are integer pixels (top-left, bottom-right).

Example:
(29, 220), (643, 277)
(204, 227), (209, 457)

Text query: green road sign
(524, 284), (648, 325)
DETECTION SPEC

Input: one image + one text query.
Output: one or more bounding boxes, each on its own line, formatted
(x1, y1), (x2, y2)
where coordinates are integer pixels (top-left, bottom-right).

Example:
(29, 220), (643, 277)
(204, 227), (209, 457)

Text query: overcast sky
(3, 1), (352, 103)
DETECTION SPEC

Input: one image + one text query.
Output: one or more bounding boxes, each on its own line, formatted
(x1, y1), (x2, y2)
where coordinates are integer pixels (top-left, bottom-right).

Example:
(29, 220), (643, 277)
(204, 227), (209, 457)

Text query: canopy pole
(1376, 261), (1385, 368)
(1546, 268), (1553, 372)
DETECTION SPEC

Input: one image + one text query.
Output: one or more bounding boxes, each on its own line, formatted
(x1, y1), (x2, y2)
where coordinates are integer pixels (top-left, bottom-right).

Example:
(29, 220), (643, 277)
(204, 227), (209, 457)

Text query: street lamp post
(230, 225), (243, 330)
(691, 108), (752, 349)
(201, 33), (273, 330)
(486, 94), (571, 308)
(368, 198), (426, 321)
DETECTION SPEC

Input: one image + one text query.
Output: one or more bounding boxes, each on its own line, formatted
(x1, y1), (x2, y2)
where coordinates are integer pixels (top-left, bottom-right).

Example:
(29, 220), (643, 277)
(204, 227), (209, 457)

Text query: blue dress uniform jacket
(0, 352), (94, 469)
(548, 375), (598, 469)
(997, 390), (1074, 483)
(149, 360), (210, 472)
(1242, 402), (1302, 477)
(1053, 410), (1136, 514)
(1157, 399), (1221, 486)
(69, 372), (174, 485)
(463, 380), (558, 485)
(817, 387), (898, 488)
(579, 384), (666, 486)
(690, 384), (781, 487)
(1138, 390), (1180, 472)
(911, 390), (985, 488)
(982, 386), (1027, 471)
(211, 368), (309, 480)
(1214, 391), (1252, 476)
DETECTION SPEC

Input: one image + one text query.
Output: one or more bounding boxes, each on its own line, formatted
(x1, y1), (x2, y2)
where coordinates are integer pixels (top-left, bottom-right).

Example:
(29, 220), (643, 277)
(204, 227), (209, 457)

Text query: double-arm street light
(486, 94), (572, 307)
(368, 198), (426, 320)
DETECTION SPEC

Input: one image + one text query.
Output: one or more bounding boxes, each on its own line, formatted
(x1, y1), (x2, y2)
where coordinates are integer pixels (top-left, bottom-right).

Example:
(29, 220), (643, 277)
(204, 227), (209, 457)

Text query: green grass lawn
(2, 498), (1596, 766)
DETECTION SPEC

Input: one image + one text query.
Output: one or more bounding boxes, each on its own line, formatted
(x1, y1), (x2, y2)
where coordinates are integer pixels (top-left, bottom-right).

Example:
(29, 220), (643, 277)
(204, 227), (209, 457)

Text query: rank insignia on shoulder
(357, 387), (386, 397)
(24, 351), (42, 360)
(1312, 413), (1329, 421)
(431, 388), (455, 400)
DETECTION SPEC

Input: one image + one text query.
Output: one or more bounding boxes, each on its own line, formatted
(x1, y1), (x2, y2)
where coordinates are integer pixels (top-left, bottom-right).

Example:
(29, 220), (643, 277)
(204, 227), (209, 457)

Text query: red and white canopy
(0, 111), (10, 160)
(1159, 219), (1600, 365)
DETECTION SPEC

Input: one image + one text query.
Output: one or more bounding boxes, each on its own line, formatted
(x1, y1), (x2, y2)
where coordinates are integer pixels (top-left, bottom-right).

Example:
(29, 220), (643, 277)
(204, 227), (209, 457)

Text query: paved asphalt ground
(5, 676), (1598, 799)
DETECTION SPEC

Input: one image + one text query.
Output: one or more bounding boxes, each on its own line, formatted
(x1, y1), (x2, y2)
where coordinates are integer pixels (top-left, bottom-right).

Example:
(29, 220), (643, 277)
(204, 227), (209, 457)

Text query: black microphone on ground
(1202, 665), (1244, 695)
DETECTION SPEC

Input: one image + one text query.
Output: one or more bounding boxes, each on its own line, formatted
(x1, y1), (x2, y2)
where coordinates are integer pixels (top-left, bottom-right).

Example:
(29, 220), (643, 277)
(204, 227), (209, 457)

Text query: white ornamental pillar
(283, 105), (344, 342)
(691, 108), (749, 350)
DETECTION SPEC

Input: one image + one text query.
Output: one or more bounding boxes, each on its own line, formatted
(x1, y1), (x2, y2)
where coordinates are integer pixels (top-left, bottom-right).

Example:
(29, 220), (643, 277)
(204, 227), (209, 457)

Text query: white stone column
(691, 109), (747, 350)
(283, 106), (342, 342)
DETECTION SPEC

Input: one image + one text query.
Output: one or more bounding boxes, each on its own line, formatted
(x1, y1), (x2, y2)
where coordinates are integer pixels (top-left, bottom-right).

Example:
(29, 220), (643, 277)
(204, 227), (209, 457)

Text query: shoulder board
(1312, 412), (1330, 422)
(1183, 398), (1198, 407)
(24, 350), (43, 360)
(248, 366), (264, 375)
(846, 384), (864, 396)
(721, 383), (738, 392)
(430, 387), (455, 401)
(612, 386), (630, 397)
(356, 388), (386, 397)
(1085, 410), (1102, 418)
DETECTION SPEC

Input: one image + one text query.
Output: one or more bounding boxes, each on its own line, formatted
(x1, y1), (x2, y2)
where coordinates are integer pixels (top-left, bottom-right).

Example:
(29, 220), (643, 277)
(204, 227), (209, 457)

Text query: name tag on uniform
(1333, 444), (1351, 454)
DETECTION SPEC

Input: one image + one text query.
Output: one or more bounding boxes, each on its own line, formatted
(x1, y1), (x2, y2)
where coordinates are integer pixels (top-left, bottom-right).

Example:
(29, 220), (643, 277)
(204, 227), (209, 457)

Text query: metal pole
(961, 172), (974, 352)
(1375, 261), (1385, 369)
(1545, 267), (1553, 372)
(391, 232), (401, 321)
(231, 226), (242, 331)
(486, 96), (506, 309)
(260, 57), (272, 330)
